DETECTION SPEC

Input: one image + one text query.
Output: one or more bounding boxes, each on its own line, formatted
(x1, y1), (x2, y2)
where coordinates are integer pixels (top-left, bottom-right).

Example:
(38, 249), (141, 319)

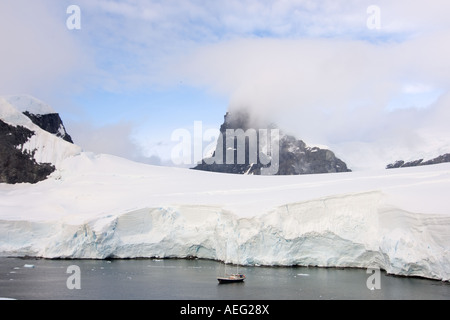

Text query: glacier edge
(1, 191), (449, 282)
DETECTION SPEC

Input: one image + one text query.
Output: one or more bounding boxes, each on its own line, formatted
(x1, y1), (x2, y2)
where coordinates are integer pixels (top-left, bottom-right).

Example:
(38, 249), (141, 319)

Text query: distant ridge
(387, 153), (450, 169)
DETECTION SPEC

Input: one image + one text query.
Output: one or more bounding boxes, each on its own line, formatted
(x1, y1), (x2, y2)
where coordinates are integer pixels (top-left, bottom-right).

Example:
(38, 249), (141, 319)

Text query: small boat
(217, 274), (246, 284)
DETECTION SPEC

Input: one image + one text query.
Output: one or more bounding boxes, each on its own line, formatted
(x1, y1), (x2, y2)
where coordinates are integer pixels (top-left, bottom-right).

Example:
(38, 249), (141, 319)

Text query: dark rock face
(387, 154), (450, 169)
(0, 120), (55, 184)
(23, 111), (73, 143)
(0, 110), (72, 184)
(193, 111), (351, 175)
(277, 135), (350, 175)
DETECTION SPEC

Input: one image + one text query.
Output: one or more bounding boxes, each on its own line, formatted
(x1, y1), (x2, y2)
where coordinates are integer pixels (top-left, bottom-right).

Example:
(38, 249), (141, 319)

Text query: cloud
(0, 1), (92, 99)
(68, 121), (137, 157)
(6, 0), (441, 96)
(70, 0), (450, 169)
(175, 30), (450, 168)
(4, 0), (450, 96)
(67, 120), (161, 165)
(67, 117), (188, 167)
(62, 0), (383, 91)
(3, 0), (450, 169)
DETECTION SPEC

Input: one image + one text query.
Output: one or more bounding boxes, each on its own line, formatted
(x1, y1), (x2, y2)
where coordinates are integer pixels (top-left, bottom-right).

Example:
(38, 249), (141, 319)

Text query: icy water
(1, 258), (449, 300)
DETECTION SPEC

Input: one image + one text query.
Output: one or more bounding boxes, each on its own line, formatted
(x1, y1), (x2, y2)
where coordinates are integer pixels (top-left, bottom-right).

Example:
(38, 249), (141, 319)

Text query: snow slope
(0, 151), (449, 281)
(4, 95), (56, 115)
(0, 97), (81, 168)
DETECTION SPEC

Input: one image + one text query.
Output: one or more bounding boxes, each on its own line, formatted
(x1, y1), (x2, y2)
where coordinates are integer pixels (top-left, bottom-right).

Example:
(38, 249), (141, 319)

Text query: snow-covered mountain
(0, 95), (81, 183)
(3, 95), (74, 143)
(0, 96), (450, 282)
(194, 110), (351, 175)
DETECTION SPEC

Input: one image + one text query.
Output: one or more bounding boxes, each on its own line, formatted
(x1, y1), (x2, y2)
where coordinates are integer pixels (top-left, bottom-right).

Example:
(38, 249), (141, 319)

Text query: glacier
(0, 151), (450, 281)
(1, 96), (450, 282)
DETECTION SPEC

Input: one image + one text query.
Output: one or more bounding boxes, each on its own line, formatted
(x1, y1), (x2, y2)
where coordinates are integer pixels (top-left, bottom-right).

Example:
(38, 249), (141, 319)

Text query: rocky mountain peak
(23, 111), (73, 143)
(193, 109), (351, 175)
(0, 96), (80, 184)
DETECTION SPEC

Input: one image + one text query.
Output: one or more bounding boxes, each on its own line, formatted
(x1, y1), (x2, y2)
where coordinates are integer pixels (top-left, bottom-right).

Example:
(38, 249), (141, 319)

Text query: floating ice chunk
(23, 264), (35, 268)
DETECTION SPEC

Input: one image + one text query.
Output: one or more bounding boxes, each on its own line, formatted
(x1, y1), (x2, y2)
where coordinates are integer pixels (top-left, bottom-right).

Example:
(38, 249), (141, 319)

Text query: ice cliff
(0, 151), (449, 281)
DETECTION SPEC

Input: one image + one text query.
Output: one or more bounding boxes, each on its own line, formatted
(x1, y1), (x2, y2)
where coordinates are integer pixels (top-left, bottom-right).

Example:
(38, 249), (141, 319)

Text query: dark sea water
(1, 258), (449, 300)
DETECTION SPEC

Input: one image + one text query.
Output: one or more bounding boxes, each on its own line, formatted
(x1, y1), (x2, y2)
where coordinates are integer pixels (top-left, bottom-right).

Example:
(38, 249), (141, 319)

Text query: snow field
(0, 152), (449, 281)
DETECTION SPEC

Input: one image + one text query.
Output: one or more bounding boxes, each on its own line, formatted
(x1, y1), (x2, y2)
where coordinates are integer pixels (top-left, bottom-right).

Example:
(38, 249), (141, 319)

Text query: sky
(1, 0), (450, 170)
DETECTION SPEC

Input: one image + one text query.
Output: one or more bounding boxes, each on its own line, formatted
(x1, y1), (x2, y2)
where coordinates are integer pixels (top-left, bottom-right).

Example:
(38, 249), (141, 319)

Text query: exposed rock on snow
(387, 153), (450, 169)
(193, 110), (351, 175)
(0, 119), (55, 184)
(0, 96), (81, 184)
(22, 111), (73, 144)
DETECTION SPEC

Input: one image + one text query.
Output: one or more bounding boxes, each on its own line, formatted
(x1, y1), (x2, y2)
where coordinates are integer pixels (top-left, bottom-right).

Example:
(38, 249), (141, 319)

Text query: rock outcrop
(387, 154), (450, 169)
(0, 119), (55, 184)
(0, 96), (80, 184)
(193, 110), (351, 175)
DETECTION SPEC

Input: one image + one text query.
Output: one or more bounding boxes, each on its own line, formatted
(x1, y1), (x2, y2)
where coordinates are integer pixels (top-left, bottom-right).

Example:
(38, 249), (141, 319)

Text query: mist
(176, 33), (450, 169)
